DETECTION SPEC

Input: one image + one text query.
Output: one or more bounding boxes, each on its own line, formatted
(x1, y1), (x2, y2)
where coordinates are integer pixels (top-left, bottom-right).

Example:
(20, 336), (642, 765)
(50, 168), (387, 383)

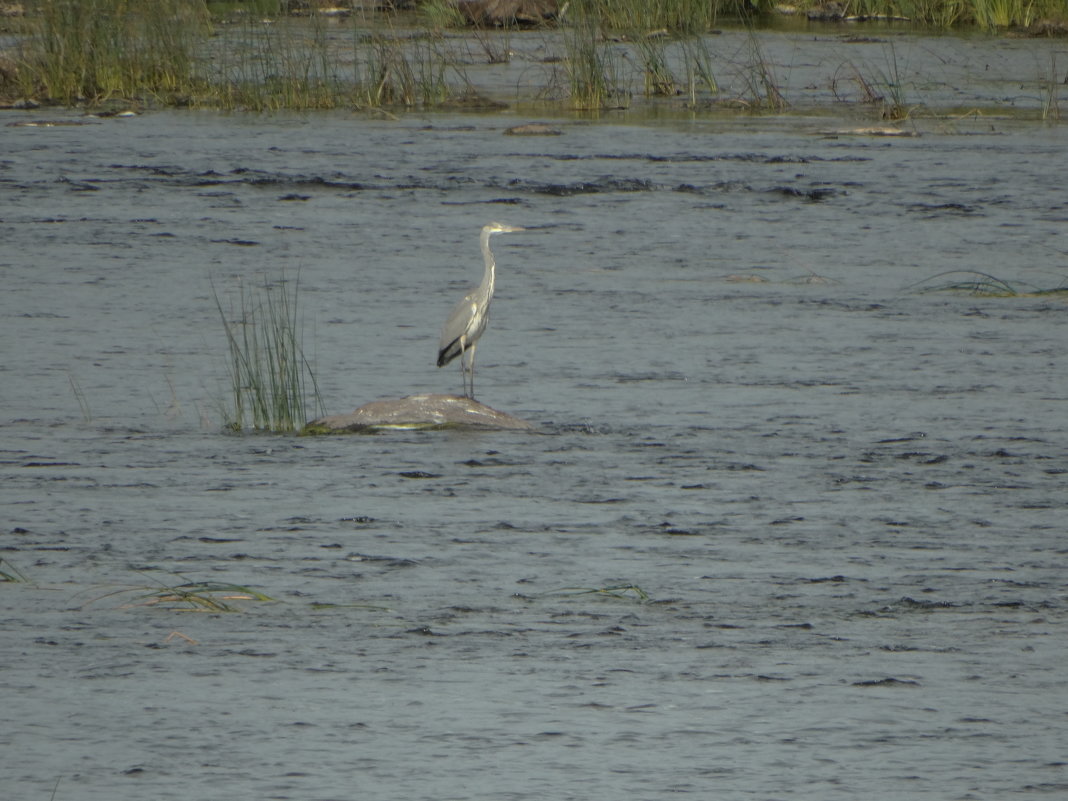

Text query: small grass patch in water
(735, 30), (788, 112)
(212, 272), (325, 433)
(557, 4), (630, 109)
(83, 580), (275, 612)
(833, 44), (917, 121)
(634, 33), (681, 97)
(908, 270), (1068, 296)
(67, 372), (92, 423)
(0, 557), (29, 583)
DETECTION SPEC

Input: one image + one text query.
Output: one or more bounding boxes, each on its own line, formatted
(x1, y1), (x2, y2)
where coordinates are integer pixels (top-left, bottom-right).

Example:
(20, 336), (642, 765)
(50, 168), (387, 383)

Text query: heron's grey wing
(437, 291), (478, 367)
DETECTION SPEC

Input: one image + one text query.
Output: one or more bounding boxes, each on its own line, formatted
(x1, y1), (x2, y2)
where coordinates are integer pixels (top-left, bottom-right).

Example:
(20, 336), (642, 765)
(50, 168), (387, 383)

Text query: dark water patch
(853, 677), (921, 687)
(210, 238), (260, 246)
(524, 151), (870, 164)
(344, 553), (421, 568)
(505, 177), (657, 195)
(768, 185), (842, 201)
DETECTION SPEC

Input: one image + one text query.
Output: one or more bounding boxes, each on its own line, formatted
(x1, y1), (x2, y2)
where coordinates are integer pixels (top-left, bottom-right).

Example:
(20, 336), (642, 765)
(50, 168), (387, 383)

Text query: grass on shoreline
(1, 0), (1065, 112)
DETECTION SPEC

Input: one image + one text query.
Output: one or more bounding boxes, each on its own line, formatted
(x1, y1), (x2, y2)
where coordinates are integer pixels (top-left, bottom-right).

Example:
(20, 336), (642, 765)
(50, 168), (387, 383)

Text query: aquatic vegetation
(558, 4), (629, 109)
(0, 557), (28, 583)
(210, 11), (349, 110)
(212, 272), (325, 433)
(833, 44), (916, 120)
(15, 0), (209, 104)
(4, 0), (1067, 112)
(733, 31), (787, 111)
(971, 0), (1038, 28)
(679, 35), (719, 103)
(634, 34), (680, 97)
(873, 42), (916, 121)
(206, 10), (468, 111)
(575, 0), (736, 33)
(67, 372), (92, 424)
(420, 0), (468, 30)
(908, 270), (1068, 296)
(1042, 52), (1061, 121)
(82, 580), (275, 612)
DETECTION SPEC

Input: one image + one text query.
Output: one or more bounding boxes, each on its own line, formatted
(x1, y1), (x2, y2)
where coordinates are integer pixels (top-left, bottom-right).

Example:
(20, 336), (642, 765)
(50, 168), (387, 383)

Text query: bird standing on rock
(437, 221), (524, 399)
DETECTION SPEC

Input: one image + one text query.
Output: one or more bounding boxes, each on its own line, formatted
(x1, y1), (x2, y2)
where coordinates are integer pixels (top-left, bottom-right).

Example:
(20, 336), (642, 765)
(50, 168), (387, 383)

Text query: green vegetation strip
(1, 0), (1063, 111)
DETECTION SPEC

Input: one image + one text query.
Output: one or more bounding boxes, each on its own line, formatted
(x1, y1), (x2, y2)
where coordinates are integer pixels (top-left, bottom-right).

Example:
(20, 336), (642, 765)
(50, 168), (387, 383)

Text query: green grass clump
(17, 0), (209, 104)
(575, 0), (747, 33)
(558, 3), (629, 109)
(212, 273), (325, 433)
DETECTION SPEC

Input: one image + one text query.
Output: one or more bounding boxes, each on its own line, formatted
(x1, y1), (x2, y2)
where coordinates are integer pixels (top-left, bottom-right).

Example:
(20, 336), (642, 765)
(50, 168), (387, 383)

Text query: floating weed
(82, 580), (275, 612)
(0, 557), (28, 583)
(553, 583), (652, 602)
(907, 270), (1068, 297)
(163, 630), (199, 644)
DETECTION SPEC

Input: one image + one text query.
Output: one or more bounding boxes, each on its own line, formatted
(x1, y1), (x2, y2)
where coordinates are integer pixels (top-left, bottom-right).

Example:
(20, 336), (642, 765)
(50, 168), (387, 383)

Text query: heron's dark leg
(457, 335), (469, 397)
(468, 342), (478, 399)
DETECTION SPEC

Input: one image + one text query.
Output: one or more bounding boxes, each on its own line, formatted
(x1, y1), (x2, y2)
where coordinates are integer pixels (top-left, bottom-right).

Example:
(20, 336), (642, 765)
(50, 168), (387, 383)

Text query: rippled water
(2, 81), (1067, 801)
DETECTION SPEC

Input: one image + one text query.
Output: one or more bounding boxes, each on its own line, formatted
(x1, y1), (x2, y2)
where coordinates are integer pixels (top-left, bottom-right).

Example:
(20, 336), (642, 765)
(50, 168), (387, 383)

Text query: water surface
(2, 81), (1067, 801)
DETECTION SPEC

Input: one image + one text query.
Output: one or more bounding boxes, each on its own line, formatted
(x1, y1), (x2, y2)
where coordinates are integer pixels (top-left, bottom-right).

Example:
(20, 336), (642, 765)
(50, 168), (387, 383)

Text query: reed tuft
(212, 273), (325, 434)
(17, 0), (209, 104)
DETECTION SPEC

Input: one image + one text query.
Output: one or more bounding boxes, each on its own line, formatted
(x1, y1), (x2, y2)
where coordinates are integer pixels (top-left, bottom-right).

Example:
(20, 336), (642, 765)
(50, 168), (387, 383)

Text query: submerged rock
(505, 123), (563, 136)
(303, 393), (536, 434)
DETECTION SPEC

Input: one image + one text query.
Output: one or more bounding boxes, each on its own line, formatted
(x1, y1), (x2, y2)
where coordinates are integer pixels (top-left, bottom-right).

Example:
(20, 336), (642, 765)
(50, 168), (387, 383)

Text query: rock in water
(303, 394), (536, 434)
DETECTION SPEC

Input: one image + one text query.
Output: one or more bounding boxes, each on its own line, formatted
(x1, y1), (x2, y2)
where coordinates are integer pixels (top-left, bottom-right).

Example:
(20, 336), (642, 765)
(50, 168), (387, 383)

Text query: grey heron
(437, 221), (524, 399)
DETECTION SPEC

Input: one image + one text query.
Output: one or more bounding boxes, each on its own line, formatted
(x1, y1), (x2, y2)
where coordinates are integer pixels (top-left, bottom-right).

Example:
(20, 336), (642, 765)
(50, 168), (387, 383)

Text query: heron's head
(483, 221), (524, 235)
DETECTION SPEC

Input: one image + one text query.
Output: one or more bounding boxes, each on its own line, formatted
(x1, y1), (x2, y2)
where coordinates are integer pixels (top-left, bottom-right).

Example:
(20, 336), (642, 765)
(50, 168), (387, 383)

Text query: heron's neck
(481, 231), (496, 294)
